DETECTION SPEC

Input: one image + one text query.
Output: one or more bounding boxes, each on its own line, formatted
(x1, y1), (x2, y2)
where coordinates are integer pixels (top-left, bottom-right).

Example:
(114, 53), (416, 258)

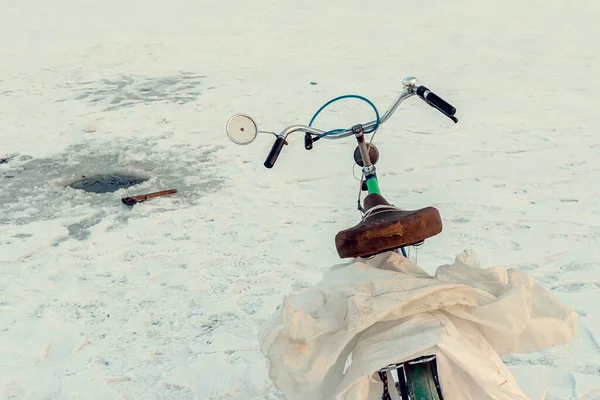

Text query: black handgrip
(264, 136), (287, 168)
(416, 86), (458, 122)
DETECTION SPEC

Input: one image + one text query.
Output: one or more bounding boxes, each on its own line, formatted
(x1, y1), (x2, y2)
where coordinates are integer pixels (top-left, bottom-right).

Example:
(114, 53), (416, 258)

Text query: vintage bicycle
(226, 76), (457, 399)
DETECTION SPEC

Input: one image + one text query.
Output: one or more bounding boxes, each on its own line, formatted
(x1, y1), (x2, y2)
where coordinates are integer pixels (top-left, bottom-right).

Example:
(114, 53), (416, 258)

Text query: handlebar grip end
(416, 86), (457, 117)
(264, 136), (287, 169)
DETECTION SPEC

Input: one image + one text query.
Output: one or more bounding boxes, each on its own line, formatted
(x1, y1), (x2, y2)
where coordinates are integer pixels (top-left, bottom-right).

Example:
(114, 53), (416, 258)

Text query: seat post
(363, 193), (390, 212)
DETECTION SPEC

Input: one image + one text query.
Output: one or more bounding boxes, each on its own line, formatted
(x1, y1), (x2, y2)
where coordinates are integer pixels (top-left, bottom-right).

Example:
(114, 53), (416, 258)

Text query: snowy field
(1, 0), (600, 398)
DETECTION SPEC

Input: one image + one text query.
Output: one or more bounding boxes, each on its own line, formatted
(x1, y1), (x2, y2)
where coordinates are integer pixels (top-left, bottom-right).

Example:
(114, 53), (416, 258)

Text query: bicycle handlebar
(263, 79), (458, 168)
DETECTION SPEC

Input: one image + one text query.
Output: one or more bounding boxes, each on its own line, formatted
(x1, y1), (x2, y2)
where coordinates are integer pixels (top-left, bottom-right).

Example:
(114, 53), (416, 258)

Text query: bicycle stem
(352, 124), (381, 195)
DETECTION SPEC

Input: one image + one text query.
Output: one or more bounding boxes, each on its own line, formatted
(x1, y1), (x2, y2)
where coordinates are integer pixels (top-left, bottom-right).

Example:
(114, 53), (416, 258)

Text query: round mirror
(226, 114), (258, 145)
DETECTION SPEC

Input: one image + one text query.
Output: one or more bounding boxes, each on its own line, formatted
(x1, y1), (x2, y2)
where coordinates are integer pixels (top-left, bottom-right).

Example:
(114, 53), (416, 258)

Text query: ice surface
(1, 0), (599, 398)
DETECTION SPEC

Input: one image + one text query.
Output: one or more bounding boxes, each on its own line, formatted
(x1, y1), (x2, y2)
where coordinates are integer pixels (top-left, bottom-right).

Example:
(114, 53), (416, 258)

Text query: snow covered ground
(1, 0), (600, 398)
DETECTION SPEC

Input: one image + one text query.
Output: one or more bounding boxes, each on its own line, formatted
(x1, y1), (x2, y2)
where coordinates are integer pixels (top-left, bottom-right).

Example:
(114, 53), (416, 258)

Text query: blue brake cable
(308, 94), (381, 138)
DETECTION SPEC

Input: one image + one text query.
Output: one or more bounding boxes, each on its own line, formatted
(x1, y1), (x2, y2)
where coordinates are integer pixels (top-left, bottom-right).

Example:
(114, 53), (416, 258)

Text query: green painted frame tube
(365, 174), (380, 195)
(405, 362), (442, 399)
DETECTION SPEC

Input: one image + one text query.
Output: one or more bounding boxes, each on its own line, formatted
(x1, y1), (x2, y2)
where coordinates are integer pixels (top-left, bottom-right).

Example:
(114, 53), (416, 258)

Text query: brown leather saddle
(335, 193), (443, 258)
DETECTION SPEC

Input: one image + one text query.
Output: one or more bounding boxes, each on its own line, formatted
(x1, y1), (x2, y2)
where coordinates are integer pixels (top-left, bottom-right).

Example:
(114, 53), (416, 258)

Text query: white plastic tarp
(259, 250), (578, 400)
